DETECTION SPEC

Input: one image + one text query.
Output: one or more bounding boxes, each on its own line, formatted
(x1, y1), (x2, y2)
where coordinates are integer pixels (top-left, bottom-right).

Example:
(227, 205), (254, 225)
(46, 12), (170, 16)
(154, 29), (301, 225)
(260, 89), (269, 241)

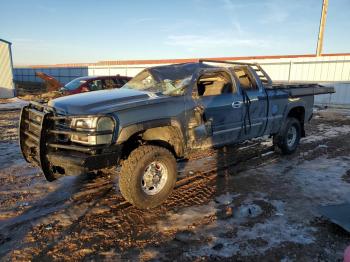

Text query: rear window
(233, 68), (258, 91)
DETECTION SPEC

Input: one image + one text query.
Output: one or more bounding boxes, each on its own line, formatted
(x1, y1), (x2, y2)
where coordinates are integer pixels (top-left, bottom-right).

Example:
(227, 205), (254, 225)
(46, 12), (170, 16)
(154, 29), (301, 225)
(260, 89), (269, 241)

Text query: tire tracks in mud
(4, 144), (278, 260)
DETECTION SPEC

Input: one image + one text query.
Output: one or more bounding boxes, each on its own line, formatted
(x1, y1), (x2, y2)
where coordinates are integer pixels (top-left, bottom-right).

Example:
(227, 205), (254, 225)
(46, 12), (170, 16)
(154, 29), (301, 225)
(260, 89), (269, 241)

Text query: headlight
(70, 116), (115, 145)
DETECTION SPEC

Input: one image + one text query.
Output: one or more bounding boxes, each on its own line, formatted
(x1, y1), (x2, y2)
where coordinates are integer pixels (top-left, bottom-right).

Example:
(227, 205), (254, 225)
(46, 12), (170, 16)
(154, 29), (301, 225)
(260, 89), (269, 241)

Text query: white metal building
(0, 39), (15, 98)
(13, 53), (350, 107)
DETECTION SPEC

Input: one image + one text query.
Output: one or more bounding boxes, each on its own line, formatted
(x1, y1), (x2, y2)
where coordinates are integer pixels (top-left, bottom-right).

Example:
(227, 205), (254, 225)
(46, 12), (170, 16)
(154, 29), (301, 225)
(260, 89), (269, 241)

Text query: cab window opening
(197, 71), (233, 97)
(233, 67), (258, 91)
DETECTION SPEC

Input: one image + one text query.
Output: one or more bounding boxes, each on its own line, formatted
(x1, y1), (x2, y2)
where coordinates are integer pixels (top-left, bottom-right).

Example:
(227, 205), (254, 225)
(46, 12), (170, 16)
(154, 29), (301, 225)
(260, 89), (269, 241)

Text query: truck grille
(19, 101), (110, 167)
(53, 118), (72, 143)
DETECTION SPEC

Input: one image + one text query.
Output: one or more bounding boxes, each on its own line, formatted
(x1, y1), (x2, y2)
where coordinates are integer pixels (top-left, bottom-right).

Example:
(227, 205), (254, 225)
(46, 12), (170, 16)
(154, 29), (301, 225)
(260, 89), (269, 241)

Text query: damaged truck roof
(149, 62), (215, 80)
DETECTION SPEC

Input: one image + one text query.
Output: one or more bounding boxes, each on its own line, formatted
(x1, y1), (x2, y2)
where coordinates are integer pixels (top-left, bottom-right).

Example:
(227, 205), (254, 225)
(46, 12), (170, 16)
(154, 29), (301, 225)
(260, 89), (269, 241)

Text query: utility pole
(316, 0), (329, 56)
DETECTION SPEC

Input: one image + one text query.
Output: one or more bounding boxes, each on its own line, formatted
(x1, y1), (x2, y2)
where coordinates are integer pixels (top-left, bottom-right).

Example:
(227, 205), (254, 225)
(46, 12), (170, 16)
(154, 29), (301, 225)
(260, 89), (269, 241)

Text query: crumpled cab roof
(148, 62), (216, 81)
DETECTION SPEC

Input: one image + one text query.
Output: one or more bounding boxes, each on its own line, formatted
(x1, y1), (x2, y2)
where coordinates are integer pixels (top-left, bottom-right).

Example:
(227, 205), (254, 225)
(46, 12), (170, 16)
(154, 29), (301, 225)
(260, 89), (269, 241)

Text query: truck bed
(269, 82), (335, 98)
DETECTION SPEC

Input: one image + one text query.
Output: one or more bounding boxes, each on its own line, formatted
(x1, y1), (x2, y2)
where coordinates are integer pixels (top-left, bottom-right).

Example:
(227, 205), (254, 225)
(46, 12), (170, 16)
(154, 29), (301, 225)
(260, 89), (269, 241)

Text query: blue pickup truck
(19, 60), (334, 208)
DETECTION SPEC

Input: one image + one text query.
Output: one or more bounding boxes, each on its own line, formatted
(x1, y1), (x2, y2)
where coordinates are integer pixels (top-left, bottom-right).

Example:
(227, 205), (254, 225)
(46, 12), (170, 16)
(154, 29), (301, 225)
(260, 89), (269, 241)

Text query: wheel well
(287, 106), (305, 137)
(288, 106), (305, 123)
(120, 126), (184, 160)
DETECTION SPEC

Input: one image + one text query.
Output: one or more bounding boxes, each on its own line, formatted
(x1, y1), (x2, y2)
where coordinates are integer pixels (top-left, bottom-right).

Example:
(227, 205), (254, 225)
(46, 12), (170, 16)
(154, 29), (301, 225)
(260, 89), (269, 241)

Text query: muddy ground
(0, 104), (350, 261)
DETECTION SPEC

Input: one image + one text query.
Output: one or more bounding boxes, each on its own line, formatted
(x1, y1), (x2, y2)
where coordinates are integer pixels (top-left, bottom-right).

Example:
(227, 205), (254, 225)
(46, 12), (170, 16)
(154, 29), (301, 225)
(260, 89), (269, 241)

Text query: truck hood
(48, 88), (165, 115)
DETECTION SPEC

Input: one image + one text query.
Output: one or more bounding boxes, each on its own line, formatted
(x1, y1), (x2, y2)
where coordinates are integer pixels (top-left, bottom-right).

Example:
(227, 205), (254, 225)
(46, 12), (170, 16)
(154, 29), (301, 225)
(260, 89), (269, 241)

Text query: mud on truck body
(19, 60), (335, 209)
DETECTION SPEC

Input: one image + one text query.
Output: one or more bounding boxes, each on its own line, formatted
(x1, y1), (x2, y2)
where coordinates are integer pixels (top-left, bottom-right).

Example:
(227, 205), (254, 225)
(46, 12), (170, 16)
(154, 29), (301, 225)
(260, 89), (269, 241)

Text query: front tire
(273, 117), (301, 155)
(119, 145), (177, 209)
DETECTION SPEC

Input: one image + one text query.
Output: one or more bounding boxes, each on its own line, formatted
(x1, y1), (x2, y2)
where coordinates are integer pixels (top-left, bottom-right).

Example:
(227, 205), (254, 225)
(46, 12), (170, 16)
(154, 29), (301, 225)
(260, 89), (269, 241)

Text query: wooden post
(316, 0), (329, 56)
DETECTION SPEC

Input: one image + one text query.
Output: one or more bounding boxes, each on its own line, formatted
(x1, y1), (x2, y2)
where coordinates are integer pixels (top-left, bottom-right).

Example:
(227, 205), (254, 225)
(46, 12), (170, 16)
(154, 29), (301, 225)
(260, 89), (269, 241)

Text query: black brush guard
(19, 101), (121, 181)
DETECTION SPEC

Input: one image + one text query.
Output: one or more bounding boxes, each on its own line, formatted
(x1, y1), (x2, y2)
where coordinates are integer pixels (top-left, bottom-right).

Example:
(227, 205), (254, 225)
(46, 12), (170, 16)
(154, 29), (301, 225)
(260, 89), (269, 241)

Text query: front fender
(116, 118), (185, 156)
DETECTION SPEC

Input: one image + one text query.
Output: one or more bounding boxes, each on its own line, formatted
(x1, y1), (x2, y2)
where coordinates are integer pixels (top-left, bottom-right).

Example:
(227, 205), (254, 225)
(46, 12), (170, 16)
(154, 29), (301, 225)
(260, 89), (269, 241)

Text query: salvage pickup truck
(19, 60), (334, 209)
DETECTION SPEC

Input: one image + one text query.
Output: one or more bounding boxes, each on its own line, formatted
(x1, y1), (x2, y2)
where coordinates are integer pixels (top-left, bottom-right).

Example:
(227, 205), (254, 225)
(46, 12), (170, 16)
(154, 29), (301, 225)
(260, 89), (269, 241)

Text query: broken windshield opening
(122, 69), (191, 96)
(64, 78), (87, 90)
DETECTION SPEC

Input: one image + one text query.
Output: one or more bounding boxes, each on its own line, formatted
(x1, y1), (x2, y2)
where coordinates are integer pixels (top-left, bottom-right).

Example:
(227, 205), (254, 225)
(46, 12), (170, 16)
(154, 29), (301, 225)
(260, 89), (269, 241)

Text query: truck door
(232, 66), (268, 139)
(194, 69), (244, 146)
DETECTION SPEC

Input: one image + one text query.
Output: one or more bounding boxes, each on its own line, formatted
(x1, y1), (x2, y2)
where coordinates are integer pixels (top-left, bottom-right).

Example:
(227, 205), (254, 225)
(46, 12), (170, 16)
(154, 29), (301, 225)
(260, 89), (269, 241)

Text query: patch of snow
(270, 199), (285, 216)
(261, 150), (274, 157)
(260, 140), (273, 147)
(182, 199), (315, 258)
(234, 217), (315, 252)
(174, 230), (201, 243)
(215, 192), (239, 205)
(254, 156), (350, 205)
(156, 202), (217, 232)
(155, 189), (316, 259)
(234, 203), (262, 219)
(302, 125), (350, 143)
(291, 157), (350, 204)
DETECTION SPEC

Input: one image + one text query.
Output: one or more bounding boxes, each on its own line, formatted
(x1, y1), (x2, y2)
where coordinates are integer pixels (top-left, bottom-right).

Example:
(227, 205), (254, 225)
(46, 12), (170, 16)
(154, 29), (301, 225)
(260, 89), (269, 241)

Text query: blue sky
(1, 0), (349, 65)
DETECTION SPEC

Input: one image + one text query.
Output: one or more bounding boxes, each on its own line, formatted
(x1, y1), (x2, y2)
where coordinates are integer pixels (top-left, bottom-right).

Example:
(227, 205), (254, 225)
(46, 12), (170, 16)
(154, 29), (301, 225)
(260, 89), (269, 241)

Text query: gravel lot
(0, 102), (350, 261)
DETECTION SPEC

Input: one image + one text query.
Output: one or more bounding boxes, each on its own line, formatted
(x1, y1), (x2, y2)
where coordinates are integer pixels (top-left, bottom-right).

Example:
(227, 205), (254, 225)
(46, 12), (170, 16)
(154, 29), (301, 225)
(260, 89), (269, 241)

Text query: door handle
(232, 101), (243, 108)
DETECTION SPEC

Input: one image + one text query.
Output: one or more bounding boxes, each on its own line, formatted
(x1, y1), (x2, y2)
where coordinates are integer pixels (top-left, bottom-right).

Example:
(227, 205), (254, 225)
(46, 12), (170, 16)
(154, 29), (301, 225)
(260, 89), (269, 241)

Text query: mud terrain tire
(274, 117), (301, 155)
(119, 145), (177, 209)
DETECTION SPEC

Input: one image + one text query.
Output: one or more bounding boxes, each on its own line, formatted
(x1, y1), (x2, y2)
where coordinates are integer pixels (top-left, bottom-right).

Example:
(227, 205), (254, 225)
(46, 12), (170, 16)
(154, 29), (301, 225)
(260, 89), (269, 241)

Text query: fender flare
(281, 102), (307, 137)
(116, 118), (185, 157)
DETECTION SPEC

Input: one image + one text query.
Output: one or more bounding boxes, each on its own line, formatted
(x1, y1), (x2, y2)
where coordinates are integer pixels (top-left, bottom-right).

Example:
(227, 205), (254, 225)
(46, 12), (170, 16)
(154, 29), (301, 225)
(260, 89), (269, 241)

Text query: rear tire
(273, 117), (301, 155)
(119, 145), (177, 209)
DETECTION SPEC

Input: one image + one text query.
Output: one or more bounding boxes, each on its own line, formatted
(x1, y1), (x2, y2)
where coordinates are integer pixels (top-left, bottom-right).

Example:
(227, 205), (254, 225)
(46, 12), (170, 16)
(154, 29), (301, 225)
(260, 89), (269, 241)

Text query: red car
(61, 75), (131, 95)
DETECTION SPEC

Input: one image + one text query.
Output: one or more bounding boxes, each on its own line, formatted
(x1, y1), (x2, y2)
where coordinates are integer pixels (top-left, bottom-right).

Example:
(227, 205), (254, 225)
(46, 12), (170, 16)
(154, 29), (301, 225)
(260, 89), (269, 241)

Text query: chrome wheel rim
(141, 161), (168, 195)
(287, 125), (297, 147)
